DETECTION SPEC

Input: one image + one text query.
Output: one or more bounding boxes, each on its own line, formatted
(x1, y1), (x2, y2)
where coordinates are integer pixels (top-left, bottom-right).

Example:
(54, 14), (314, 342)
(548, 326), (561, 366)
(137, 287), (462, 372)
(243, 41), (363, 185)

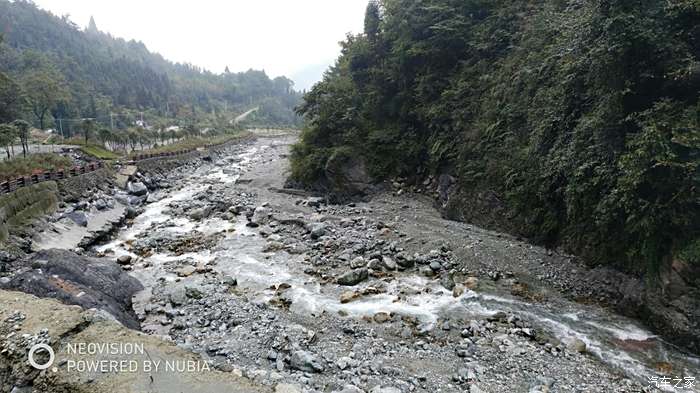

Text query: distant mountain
(291, 62), (334, 91)
(0, 0), (301, 132)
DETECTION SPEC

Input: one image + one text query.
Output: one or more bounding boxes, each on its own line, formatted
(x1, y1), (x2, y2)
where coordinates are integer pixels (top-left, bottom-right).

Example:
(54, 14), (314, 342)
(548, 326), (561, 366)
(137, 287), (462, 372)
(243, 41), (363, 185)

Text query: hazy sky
(32, 0), (368, 89)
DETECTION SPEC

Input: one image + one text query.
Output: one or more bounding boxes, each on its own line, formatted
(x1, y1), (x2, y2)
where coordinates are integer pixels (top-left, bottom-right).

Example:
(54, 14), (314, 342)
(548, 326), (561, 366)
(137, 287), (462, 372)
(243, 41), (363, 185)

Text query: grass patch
(0, 154), (72, 181)
(79, 145), (120, 160)
(128, 132), (249, 159)
(63, 138), (120, 160)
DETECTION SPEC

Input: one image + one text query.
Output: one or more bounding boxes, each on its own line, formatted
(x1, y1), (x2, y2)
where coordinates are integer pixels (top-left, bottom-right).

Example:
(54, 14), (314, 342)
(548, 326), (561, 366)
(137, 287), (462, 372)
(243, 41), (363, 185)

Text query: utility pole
(58, 118), (64, 139)
(110, 113), (114, 130)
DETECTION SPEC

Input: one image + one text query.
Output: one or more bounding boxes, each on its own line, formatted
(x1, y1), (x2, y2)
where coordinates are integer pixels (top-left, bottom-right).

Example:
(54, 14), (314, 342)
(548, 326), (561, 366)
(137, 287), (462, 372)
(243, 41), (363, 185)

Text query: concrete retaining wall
(0, 181), (58, 243)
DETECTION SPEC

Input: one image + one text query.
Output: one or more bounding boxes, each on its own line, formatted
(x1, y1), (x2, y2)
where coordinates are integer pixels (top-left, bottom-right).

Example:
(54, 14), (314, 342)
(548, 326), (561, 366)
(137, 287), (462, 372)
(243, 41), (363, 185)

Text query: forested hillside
(0, 0), (301, 134)
(291, 0), (700, 275)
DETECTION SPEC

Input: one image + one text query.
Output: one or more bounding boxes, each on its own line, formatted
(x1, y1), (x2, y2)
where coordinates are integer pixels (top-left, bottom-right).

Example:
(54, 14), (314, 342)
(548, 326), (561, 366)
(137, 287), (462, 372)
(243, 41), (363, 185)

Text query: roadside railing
(0, 162), (104, 195)
(0, 133), (254, 195)
(129, 149), (194, 162)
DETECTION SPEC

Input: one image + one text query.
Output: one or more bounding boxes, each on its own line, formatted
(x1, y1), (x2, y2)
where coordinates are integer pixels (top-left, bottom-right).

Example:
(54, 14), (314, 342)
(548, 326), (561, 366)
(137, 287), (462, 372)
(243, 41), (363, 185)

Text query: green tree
(0, 73), (25, 124)
(80, 119), (96, 145)
(0, 124), (18, 159)
(12, 120), (31, 157)
(97, 127), (112, 147)
(22, 68), (70, 130)
(364, 0), (381, 41)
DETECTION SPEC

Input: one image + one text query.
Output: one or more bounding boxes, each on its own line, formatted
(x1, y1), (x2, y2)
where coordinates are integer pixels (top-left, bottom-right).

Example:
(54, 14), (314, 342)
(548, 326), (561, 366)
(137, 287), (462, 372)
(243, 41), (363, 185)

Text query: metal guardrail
(0, 162), (104, 195)
(130, 149), (192, 161)
(0, 135), (252, 196)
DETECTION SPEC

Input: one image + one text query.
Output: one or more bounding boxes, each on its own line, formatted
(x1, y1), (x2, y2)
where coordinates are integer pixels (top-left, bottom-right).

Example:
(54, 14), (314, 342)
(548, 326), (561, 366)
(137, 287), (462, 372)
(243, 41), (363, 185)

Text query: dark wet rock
(395, 254), (415, 268)
(125, 206), (138, 219)
(94, 199), (107, 210)
(305, 197), (324, 207)
(116, 255), (132, 265)
(0, 249), (143, 329)
(128, 195), (147, 206)
(337, 268), (369, 286)
(66, 211), (88, 227)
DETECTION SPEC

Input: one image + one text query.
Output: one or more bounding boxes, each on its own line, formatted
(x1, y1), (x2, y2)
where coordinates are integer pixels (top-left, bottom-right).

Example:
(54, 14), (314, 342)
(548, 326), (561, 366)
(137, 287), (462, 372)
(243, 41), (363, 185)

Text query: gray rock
(128, 182), (148, 196)
(381, 256), (397, 271)
(66, 211), (88, 227)
(529, 377), (555, 393)
(275, 384), (302, 393)
(419, 266), (435, 277)
(189, 206), (213, 221)
(567, 338), (587, 353)
(289, 350), (324, 373)
(332, 386), (365, 393)
(168, 285), (187, 306)
(350, 256), (366, 269)
(94, 199), (107, 210)
(251, 206), (271, 225)
(324, 153), (373, 196)
(185, 285), (205, 299)
(307, 223), (327, 239)
(127, 195), (146, 206)
(367, 259), (383, 271)
(370, 387), (401, 393)
(337, 268), (369, 286)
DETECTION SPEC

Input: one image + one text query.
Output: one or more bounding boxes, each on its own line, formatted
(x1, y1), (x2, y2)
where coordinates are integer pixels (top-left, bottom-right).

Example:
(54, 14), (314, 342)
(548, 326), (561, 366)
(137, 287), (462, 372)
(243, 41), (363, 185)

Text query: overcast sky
(32, 0), (368, 89)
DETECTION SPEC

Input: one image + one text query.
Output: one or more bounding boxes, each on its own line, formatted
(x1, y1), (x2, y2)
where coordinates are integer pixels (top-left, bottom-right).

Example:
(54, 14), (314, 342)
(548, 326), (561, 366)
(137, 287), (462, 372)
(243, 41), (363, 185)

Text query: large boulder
(128, 182), (148, 196)
(65, 211), (88, 227)
(189, 206), (213, 221)
(0, 249), (143, 329)
(289, 350), (324, 373)
(337, 268), (369, 286)
(324, 150), (372, 196)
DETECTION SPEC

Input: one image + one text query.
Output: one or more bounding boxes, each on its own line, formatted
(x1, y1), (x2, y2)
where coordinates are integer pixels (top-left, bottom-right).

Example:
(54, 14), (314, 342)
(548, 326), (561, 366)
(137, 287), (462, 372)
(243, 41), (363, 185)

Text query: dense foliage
(0, 0), (301, 135)
(292, 0), (700, 274)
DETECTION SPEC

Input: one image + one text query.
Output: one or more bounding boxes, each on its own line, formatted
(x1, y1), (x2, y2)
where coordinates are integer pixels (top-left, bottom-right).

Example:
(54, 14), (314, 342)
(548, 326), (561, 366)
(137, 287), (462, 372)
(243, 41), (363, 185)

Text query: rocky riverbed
(68, 134), (695, 393)
(1, 134), (697, 392)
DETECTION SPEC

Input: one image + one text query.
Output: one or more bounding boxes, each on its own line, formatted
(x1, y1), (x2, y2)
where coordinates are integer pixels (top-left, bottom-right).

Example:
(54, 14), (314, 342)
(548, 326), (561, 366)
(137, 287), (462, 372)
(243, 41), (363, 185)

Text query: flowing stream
(96, 142), (699, 392)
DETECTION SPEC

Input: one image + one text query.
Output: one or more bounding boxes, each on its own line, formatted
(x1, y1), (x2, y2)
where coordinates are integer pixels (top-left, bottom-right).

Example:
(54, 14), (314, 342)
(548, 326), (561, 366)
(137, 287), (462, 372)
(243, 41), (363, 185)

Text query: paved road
(232, 107), (259, 124)
(0, 144), (79, 161)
